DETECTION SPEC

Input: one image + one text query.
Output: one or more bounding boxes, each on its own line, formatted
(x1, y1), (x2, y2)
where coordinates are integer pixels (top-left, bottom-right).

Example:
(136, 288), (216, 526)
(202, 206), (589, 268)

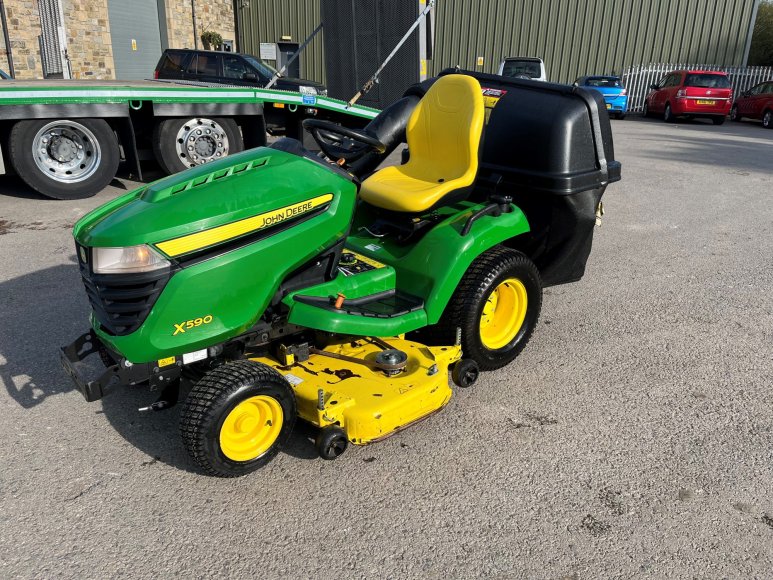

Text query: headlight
(92, 245), (170, 274)
(318, 88), (328, 96)
(298, 85), (317, 95)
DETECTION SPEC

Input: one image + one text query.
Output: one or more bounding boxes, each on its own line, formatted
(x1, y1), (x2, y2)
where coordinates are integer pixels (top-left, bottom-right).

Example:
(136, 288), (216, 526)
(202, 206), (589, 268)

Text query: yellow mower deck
(250, 337), (461, 444)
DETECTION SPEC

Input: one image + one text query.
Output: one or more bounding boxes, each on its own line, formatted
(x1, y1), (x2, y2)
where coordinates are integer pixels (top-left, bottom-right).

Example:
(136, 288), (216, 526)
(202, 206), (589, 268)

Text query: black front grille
(77, 246), (171, 336)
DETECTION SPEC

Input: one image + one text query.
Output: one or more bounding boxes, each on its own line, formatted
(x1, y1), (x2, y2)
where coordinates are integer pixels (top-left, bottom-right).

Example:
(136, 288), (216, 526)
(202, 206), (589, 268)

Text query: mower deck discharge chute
(61, 71), (620, 477)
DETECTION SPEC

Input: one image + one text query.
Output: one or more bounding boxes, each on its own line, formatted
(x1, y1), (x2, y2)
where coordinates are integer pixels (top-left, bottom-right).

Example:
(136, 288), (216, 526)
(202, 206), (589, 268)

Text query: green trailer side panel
(0, 80), (379, 119)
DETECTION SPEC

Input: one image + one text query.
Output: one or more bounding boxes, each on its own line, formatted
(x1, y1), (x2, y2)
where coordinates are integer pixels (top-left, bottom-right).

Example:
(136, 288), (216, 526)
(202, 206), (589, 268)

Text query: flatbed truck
(0, 80), (378, 199)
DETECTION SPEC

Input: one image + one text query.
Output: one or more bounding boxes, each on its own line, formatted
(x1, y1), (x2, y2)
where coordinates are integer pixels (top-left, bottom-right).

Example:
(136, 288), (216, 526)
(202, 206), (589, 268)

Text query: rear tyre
(179, 360), (296, 477)
(712, 116), (726, 126)
(763, 110), (772, 129)
(664, 103), (675, 123)
(153, 117), (243, 175)
(730, 105), (741, 122)
(615, 112), (626, 120)
(9, 118), (120, 200)
(421, 247), (542, 371)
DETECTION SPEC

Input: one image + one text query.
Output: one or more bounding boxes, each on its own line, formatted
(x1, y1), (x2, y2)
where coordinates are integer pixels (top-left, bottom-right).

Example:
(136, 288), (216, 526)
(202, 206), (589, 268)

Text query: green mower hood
(73, 147), (358, 363)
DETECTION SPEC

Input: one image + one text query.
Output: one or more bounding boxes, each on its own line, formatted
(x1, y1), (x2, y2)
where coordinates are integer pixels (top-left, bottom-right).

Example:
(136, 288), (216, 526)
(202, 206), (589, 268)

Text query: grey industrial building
(236, 0), (760, 86)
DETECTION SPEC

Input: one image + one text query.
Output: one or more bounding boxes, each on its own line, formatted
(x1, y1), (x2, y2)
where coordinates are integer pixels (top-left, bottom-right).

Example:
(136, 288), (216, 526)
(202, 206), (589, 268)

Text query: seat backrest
(405, 74), (484, 182)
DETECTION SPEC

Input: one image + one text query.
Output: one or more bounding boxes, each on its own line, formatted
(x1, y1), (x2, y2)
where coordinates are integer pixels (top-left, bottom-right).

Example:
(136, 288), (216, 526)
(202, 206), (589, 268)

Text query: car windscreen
(684, 74), (731, 89)
(585, 77), (622, 88)
(243, 55), (280, 79)
(502, 60), (541, 79)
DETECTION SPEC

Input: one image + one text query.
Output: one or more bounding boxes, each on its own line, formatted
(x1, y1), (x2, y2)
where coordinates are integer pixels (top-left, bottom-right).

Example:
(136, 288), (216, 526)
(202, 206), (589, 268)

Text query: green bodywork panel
(75, 148), (358, 363)
(282, 201), (530, 335)
(0, 80), (379, 119)
(73, 146), (529, 362)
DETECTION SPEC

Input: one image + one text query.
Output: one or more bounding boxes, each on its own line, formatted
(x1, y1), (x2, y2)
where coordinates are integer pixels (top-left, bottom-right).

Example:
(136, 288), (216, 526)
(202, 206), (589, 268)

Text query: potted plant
(201, 29), (223, 51)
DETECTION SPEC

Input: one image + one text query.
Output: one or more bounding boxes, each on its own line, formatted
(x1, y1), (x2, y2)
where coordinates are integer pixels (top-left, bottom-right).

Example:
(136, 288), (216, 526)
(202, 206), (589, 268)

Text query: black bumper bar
(60, 331), (180, 402)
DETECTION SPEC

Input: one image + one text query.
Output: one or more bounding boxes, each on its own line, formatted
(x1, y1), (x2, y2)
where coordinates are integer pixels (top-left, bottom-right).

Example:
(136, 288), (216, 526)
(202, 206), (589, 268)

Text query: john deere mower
(61, 70), (620, 477)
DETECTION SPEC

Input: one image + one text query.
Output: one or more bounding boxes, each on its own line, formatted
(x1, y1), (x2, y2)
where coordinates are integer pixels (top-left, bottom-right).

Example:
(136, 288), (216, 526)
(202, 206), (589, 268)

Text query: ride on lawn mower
(61, 70), (621, 477)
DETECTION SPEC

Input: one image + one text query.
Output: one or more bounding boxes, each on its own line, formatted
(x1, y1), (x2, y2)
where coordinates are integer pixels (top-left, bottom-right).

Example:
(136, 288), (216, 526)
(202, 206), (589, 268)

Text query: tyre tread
(423, 246), (542, 371)
(179, 360), (292, 477)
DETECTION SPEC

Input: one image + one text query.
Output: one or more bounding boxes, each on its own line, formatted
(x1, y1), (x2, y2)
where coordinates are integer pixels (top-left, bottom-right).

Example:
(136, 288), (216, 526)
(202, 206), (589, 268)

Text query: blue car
(574, 76), (628, 119)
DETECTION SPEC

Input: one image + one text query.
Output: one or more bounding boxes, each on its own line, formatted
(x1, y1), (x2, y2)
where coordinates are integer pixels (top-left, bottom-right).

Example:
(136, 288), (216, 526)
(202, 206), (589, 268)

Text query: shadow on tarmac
(0, 261), (319, 474)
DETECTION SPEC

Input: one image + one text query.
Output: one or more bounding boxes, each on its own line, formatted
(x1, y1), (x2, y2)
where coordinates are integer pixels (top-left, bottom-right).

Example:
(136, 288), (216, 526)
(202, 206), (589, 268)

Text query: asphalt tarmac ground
(1, 115), (771, 578)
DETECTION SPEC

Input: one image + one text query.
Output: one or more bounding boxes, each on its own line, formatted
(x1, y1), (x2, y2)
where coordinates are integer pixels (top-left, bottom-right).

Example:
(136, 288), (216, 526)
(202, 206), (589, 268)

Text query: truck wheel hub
(32, 121), (101, 183)
(176, 118), (229, 167)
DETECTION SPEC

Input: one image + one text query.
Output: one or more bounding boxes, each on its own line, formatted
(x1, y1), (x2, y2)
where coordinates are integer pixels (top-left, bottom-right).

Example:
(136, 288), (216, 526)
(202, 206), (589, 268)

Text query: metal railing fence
(621, 63), (773, 113)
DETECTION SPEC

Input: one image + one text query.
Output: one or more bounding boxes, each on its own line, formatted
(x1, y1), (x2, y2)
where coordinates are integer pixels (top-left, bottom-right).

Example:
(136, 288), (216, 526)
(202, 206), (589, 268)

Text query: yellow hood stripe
(156, 193), (334, 257)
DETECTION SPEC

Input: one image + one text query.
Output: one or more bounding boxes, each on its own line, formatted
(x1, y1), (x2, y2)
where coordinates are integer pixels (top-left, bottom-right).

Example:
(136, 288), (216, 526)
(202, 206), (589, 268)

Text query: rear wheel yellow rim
(479, 277), (528, 350)
(219, 395), (283, 462)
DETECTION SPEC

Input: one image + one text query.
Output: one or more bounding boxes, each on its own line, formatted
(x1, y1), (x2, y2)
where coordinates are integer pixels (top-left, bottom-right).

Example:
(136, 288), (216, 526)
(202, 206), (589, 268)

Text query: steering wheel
(302, 118), (386, 162)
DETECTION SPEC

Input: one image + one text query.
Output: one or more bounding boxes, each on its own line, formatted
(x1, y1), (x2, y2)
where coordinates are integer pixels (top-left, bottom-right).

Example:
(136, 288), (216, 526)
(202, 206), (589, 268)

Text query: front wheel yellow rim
(479, 277), (529, 350)
(219, 395), (283, 462)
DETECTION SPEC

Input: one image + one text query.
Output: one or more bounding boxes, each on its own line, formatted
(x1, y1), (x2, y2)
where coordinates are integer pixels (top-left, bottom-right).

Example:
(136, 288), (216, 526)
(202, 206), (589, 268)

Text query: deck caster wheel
(452, 359), (480, 388)
(316, 426), (348, 460)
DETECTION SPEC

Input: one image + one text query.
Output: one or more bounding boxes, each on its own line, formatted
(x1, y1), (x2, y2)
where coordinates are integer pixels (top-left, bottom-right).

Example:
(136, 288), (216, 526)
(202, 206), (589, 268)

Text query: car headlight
(92, 245), (170, 274)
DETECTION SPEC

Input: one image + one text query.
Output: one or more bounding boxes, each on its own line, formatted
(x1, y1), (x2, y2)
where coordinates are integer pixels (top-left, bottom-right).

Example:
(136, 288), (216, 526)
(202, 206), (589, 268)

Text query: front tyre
(180, 360), (296, 477)
(763, 110), (772, 129)
(153, 117), (243, 175)
(429, 247), (542, 371)
(9, 118), (120, 200)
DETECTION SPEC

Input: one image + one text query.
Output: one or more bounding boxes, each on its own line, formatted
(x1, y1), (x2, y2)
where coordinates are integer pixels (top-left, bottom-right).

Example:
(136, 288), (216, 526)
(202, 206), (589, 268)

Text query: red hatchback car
(730, 80), (773, 128)
(643, 70), (733, 125)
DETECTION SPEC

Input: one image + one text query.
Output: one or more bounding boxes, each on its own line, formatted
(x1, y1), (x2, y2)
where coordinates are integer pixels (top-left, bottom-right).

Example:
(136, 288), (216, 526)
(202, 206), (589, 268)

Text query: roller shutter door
(107, 0), (163, 80)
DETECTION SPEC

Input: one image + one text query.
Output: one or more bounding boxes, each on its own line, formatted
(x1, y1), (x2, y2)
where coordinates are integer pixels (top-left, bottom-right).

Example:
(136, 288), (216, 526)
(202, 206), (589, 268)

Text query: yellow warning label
(349, 251), (385, 269)
(158, 356), (176, 368)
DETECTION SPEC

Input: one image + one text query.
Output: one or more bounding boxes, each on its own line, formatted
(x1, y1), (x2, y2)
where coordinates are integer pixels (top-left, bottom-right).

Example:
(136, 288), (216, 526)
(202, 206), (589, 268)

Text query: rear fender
(351, 203), (530, 324)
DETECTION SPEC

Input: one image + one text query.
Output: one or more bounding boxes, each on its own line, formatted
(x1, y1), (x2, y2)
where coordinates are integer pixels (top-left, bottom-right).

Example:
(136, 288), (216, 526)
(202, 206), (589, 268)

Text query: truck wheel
(424, 247), (542, 371)
(153, 117), (243, 175)
(9, 118), (120, 200)
(179, 360), (296, 477)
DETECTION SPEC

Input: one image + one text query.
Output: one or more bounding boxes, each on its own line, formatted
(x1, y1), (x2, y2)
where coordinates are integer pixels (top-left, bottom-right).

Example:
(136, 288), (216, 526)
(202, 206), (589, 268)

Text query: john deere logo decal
(155, 194), (333, 257)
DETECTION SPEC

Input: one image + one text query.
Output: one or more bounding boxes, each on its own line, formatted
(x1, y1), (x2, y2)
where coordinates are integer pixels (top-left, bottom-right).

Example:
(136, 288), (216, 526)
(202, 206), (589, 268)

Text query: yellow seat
(359, 74), (484, 213)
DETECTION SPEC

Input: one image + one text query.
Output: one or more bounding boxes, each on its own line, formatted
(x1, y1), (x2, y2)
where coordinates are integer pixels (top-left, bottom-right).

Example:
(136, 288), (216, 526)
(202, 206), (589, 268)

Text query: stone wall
(166, 0), (235, 51)
(61, 0), (114, 79)
(0, 0), (234, 80)
(1, 0), (44, 78)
